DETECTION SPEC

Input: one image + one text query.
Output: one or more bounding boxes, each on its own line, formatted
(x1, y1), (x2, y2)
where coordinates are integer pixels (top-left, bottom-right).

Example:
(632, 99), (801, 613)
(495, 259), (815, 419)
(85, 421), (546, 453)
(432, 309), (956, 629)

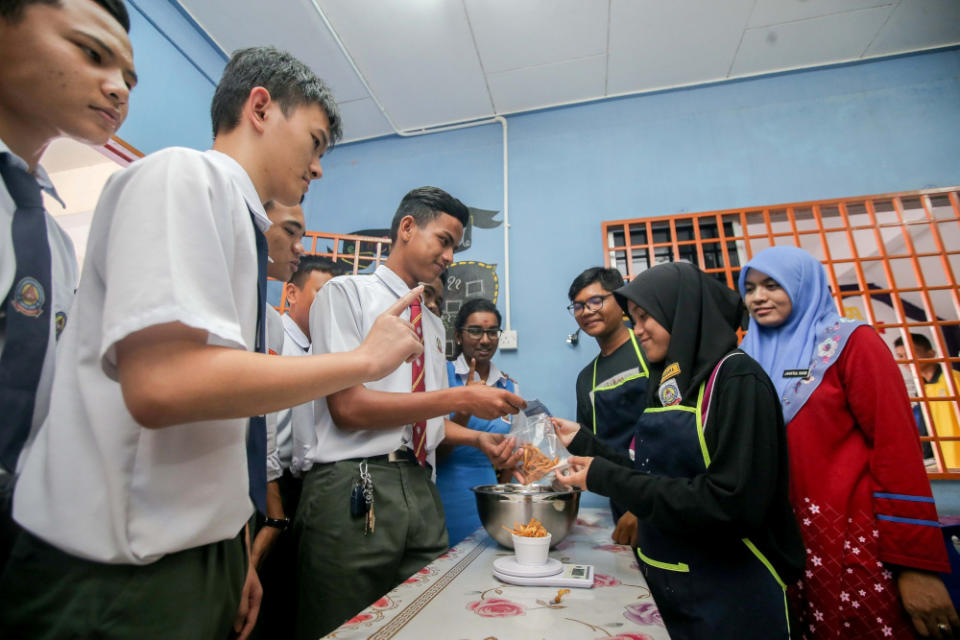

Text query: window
(275, 231), (391, 313)
(603, 188), (960, 478)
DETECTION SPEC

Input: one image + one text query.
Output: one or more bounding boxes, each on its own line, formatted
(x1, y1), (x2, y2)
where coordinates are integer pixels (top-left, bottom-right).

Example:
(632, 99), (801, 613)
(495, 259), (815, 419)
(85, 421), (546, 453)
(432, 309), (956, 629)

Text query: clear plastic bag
(509, 400), (571, 485)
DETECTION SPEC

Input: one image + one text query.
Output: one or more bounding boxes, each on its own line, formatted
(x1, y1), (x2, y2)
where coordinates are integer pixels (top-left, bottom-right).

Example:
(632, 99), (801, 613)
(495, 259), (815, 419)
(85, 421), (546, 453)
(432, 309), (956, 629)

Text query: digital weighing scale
(492, 556), (595, 588)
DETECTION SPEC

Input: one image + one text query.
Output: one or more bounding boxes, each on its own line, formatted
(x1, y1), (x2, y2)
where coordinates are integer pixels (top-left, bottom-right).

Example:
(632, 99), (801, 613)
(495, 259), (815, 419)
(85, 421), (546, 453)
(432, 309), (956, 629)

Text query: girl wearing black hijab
(555, 262), (804, 640)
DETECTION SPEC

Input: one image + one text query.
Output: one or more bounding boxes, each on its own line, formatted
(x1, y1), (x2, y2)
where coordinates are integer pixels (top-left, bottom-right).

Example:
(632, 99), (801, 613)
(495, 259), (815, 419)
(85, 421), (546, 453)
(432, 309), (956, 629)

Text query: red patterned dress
(787, 326), (949, 638)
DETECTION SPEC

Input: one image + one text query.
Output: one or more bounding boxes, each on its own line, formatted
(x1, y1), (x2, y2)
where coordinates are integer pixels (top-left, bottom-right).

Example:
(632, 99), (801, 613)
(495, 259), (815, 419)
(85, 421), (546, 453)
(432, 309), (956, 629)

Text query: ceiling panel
(318, 0), (492, 131)
(334, 98), (394, 142)
(865, 0), (960, 55)
(487, 55), (607, 114)
(465, 0), (608, 74)
(164, 0), (958, 145)
(748, 0), (897, 28)
(179, 0), (370, 103)
(607, 0), (754, 95)
(731, 6), (895, 76)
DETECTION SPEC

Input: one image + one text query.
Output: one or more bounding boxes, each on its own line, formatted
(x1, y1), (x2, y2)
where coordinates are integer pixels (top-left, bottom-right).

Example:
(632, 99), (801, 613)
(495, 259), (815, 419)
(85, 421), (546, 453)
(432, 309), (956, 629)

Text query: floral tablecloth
(324, 508), (669, 640)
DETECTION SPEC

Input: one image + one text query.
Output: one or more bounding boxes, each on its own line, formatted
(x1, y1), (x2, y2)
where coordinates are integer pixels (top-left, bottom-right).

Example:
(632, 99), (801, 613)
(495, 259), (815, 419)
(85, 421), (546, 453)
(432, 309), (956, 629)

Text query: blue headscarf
(738, 247), (864, 422)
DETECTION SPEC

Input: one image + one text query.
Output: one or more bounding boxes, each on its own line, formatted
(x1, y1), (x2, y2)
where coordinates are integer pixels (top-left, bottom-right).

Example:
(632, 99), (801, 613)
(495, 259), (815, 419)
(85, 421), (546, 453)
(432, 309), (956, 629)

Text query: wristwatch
(263, 517), (291, 531)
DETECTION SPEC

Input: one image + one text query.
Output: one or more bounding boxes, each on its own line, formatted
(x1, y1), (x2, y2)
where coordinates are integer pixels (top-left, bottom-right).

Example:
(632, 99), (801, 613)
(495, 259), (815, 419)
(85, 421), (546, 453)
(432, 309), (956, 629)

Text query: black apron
(591, 331), (648, 521)
(632, 360), (791, 640)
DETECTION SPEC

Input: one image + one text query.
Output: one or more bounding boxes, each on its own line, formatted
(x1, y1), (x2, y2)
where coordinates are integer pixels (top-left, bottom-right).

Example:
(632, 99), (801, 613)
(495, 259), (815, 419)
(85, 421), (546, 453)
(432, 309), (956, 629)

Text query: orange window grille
(272, 230), (391, 313)
(603, 187), (960, 478)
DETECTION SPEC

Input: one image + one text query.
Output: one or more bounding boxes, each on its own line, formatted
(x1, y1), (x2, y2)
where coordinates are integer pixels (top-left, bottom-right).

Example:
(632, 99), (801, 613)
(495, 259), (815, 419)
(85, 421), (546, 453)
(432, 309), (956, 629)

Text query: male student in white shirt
(258, 199), (308, 526)
(251, 211), (336, 639)
(0, 46), (424, 640)
(0, 0), (136, 571)
(295, 186), (526, 639)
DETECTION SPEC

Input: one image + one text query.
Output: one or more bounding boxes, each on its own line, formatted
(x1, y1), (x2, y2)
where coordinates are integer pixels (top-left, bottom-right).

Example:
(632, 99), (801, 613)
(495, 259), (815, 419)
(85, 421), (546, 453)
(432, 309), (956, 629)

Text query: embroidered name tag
(596, 367), (641, 389)
(782, 369), (810, 378)
(660, 362), (681, 383)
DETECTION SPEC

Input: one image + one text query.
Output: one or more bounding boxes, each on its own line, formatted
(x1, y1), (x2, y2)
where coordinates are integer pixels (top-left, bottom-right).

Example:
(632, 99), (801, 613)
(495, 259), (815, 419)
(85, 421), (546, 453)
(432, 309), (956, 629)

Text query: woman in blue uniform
(555, 262), (804, 640)
(436, 298), (517, 546)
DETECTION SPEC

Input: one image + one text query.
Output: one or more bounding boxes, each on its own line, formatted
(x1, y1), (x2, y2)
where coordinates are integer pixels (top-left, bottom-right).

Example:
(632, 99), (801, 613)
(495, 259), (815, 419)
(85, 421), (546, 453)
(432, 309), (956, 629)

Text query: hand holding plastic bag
(509, 399), (572, 485)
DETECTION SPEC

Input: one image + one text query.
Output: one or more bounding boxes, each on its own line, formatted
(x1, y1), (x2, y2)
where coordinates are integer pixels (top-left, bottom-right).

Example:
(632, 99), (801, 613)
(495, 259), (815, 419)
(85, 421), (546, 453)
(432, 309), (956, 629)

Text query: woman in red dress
(739, 246), (957, 639)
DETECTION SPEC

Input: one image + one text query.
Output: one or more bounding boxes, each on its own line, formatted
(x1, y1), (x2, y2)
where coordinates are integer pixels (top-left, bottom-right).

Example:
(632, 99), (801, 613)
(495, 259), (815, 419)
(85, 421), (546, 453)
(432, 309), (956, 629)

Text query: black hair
(211, 46), (342, 144)
(289, 255), (342, 286)
(454, 298), (501, 331)
(568, 266), (625, 301)
(453, 298), (501, 358)
(389, 186), (469, 243)
(0, 0), (130, 31)
(894, 332), (934, 352)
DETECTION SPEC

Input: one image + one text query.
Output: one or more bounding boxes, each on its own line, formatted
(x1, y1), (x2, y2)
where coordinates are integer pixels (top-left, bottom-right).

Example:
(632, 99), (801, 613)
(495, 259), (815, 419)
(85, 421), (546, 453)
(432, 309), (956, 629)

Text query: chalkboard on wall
(440, 260), (499, 358)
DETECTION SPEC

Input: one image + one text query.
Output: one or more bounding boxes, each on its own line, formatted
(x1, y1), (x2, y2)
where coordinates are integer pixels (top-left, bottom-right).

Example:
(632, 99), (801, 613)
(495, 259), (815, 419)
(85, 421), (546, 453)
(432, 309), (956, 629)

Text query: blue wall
(117, 0), (226, 153)
(307, 49), (960, 509)
(307, 48), (960, 419)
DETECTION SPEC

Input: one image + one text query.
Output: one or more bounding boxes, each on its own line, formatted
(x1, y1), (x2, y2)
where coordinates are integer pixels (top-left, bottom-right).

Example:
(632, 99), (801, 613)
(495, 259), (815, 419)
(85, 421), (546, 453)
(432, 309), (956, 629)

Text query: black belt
(357, 448), (431, 471)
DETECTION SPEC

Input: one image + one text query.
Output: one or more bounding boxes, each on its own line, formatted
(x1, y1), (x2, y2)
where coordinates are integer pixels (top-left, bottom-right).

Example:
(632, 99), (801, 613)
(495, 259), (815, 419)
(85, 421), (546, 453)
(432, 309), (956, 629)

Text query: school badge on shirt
(658, 378), (682, 406)
(12, 277), (45, 317)
(55, 311), (67, 339)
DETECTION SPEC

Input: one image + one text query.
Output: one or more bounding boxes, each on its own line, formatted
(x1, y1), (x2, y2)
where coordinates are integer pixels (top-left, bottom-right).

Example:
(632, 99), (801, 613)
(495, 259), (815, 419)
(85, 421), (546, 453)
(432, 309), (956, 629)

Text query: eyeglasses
(461, 326), (502, 340)
(567, 294), (613, 315)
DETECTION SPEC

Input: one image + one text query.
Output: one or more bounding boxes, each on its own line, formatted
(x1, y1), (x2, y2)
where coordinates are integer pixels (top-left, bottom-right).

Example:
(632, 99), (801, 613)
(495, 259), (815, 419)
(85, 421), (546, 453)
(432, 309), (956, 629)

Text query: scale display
(492, 556), (595, 588)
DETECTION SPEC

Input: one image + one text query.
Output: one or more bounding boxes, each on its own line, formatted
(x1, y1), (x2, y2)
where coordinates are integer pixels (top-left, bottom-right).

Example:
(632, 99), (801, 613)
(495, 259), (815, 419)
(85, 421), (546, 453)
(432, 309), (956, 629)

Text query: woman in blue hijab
(740, 246), (955, 639)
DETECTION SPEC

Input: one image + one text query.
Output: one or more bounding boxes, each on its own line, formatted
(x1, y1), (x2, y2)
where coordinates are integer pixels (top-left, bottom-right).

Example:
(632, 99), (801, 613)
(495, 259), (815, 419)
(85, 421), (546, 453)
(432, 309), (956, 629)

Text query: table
(324, 508), (669, 639)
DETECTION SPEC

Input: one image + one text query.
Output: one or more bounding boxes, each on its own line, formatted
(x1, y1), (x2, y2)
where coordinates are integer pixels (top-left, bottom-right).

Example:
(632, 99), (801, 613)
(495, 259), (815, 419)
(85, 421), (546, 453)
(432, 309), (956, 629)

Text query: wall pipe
(308, 1), (514, 332)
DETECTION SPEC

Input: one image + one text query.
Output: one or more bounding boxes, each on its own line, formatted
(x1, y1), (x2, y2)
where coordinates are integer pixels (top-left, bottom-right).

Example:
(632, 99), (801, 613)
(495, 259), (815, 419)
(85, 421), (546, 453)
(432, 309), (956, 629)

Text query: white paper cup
(512, 533), (552, 565)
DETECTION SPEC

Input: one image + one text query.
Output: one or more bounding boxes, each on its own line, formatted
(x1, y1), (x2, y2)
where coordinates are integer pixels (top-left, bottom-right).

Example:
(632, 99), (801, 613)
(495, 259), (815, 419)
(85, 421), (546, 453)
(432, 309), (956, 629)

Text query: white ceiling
(178, 0), (960, 143)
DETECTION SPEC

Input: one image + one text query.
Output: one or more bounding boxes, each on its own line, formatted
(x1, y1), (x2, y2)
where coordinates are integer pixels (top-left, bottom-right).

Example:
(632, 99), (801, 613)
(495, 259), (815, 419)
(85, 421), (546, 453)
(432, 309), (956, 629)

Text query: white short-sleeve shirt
(264, 304), (285, 482)
(265, 310), (311, 481)
(294, 265), (448, 475)
(0, 139), (78, 476)
(13, 148), (266, 565)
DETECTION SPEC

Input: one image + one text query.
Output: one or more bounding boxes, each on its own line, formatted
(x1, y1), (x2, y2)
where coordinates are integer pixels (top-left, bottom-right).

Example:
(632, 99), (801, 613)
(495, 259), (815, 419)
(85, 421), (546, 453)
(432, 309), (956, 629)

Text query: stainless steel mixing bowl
(472, 484), (582, 548)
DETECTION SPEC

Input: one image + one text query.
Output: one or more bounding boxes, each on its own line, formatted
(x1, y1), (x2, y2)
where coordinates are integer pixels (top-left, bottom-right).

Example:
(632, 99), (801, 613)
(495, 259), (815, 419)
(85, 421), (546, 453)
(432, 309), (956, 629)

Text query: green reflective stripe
(741, 538), (786, 590)
(591, 357), (598, 434)
(595, 372), (647, 392)
(629, 332), (650, 378)
(590, 332), (648, 434)
(635, 545), (690, 572)
(693, 384), (710, 468)
(782, 587), (791, 636)
(741, 538), (791, 635)
(642, 405), (696, 415)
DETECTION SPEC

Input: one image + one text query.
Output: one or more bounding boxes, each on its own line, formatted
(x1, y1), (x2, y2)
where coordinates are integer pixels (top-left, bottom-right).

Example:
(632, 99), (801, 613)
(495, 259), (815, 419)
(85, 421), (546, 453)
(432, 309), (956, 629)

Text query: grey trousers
(294, 458), (448, 640)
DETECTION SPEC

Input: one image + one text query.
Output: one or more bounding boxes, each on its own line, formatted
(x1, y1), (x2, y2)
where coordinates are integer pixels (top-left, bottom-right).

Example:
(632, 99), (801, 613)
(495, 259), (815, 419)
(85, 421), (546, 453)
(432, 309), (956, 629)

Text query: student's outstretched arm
(443, 420), (520, 469)
(315, 277), (524, 430)
(114, 288), (424, 428)
(327, 383), (523, 431)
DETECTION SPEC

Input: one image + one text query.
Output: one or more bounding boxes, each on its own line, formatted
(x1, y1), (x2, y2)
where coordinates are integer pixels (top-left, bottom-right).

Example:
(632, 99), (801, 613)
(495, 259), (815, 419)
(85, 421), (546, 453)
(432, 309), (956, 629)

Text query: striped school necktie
(409, 298), (427, 466)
